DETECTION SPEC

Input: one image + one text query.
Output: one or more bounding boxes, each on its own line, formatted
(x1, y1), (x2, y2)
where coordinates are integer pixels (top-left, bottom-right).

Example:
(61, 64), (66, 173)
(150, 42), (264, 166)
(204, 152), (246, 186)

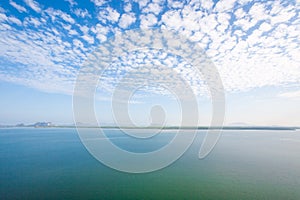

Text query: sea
(1, 128), (300, 199)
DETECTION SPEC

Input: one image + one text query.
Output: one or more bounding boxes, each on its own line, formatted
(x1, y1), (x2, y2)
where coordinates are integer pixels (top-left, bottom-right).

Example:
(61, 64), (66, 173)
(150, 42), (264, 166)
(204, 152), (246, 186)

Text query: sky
(0, 0), (299, 126)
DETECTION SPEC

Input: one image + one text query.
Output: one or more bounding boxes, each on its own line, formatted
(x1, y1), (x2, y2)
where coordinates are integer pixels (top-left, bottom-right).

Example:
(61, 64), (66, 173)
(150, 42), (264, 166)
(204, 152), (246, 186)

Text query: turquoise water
(1, 128), (300, 199)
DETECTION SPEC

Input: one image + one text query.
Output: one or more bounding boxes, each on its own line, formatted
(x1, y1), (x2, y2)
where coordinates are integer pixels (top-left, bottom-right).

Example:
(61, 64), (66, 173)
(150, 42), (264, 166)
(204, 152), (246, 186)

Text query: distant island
(0, 122), (299, 131)
(2, 122), (54, 128)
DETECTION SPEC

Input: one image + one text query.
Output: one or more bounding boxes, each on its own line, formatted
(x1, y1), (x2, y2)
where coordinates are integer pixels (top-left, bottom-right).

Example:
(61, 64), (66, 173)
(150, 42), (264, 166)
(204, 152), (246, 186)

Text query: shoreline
(0, 126), (298, 131)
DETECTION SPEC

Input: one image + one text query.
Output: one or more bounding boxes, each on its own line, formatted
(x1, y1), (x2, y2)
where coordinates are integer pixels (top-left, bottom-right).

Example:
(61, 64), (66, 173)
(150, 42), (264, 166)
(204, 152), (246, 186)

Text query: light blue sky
(0, 0), (299, 126)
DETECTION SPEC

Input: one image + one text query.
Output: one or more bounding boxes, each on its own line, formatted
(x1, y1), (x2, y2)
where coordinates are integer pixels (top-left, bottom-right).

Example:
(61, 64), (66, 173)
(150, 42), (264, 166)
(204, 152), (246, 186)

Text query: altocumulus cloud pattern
(0, 0), (299, 97)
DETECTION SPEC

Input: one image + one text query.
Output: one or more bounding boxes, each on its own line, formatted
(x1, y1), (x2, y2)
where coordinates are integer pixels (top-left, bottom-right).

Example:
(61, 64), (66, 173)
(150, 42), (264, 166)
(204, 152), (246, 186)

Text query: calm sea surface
(1, 128), (300, 199)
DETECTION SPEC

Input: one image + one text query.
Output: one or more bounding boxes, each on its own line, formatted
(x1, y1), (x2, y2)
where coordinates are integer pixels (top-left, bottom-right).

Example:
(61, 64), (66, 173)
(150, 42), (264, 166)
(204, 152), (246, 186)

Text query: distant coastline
(0, 123), (298, 131)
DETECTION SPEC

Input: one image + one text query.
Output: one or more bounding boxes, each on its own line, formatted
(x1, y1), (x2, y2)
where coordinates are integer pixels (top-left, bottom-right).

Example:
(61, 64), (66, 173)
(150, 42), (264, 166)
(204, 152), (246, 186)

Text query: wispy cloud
(73, 8), (91, 18)
(24, 0), (42, 13)
(65, 0), (77, 7)
(9, 0), (27, 13)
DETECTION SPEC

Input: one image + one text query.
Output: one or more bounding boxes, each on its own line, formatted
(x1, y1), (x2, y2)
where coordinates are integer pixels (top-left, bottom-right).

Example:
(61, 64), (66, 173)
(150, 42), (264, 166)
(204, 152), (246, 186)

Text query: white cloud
(91, 0), (106, 7)
(79, 25), (89, 34)
(91, 23), (109, 42)
(82, 34), (95, 44)
(73, 38), (85, 49)
(133, 0), (149, 9)
(119, 13), (136, 29)
(199, 0), (214, 11)
(140, 13), (157, 28)
(161, 10), (183, 30)
(0, 0), (299, 99)
(159, 0), (300, 94)
(24, 0), (42, 13)
(24, 17), (41, 27)
(45, 8), (75, 24)
(167, 0), (184, 9)
(98, 7), (120, 23)
(8, 16), (22, 26)
(234, 8), (246, 19)
(248, 2), (269, 20)
(9, 0), (27, 13)
(60, 12), (75, 24)
(214, 0), (236, 12)
(259, 22), (272, 32)
(65, 0), (77, 7)
(270, 6), (296, 25)
(124, 2), (132, 12)
(73, 8), (91, 18)
(0, 10), (88, 95)
(234, 16), (258, 33)
(142, 2), (163, 15)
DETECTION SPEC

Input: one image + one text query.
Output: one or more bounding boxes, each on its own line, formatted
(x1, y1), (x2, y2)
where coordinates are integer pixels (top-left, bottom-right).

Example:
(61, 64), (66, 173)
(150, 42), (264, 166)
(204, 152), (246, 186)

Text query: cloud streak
(9, 0), (27, 13)
(24, 0), (42, 13)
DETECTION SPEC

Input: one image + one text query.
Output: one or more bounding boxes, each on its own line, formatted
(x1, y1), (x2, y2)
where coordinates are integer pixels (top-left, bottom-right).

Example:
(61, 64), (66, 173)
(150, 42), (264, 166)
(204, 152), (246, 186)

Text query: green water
(1, 128), (300, 199)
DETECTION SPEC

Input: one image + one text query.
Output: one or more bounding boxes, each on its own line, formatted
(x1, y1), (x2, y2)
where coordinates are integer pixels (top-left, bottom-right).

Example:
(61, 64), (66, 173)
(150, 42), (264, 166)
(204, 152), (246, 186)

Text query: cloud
(0, 9), (86, 95)
(142, 2), (163, 15)
(167, 0), (185, 9)
(77, 29), (219, 100)
(9, 0), (27, 13)
(198, 0), (214, 11)
(7, 16), (22, 26)
(164, 0), (300, 93)
(214, 0), (236, 12)
(73, 8), (91, 18)
(23, 17), (41, 27)
(133, 0), (150, 9)
(82, 34), (95, 44)
(24, 0), (42, 13)
(123, 2), (132, 12)
(119, 13), (136, 29)
(98, 7), (120, 23)
(140, 13), (157, 28)
(0, 0), (299, 99)
(161, 10), (183, 30)
(45, 8), (75, 24)
(65, 0), (77, 7)
(91, 0), (107, 7)
(91, 23), (109, 42)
